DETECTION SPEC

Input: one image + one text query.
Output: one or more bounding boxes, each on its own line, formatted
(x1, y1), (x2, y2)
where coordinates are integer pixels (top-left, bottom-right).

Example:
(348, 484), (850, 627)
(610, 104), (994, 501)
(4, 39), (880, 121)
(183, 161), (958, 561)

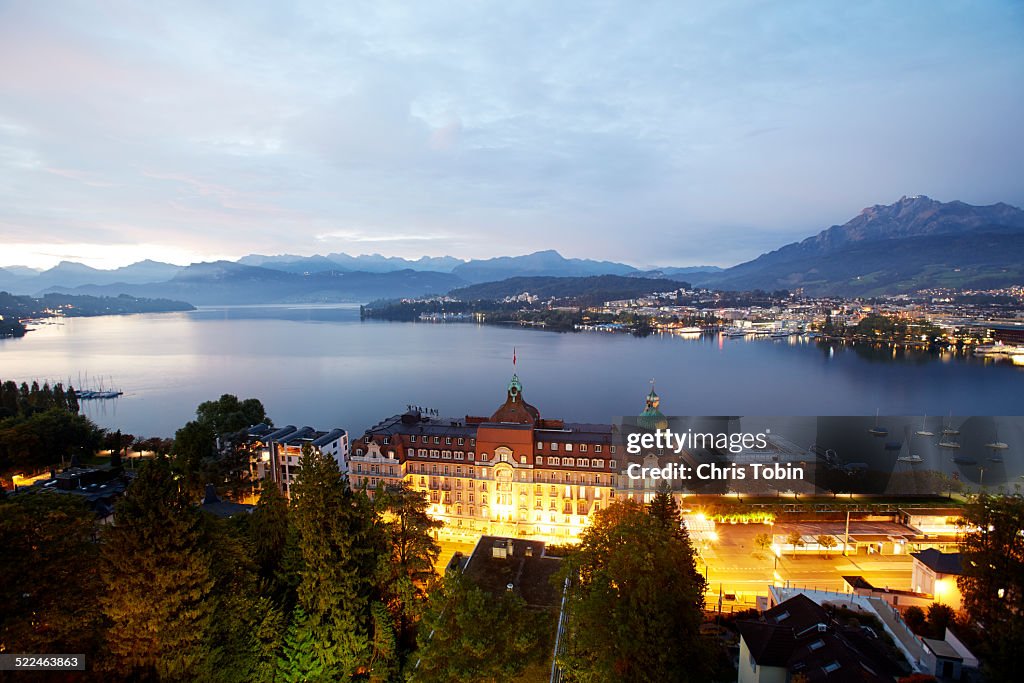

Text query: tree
(647, 481), (681, 535)
(754, 532), (773, 556)
(374, 483), (442, 661)
(290, 443), (374, 679)
(957, 495), (1024, 681)
(817, 534), (837, 558)
(247, 479), (291, 586)
(559, 500), (713, 682)
(903, 605), (927, 635)
(100, 456), (217, 680)
(196, 394), (272, 435)
(277, 608), (327, 683)
(0, 493), (103, 658)
(413, 571), (544, 682)
(925, 603), (954, 638)
(172, 419), (217, 496)
(787, 530), (804, 557)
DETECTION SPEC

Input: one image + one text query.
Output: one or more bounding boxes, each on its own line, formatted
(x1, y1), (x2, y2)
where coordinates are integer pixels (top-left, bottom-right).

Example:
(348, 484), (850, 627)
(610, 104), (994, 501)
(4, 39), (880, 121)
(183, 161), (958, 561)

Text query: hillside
(449, 274), (689, 304)
(48, 262), (466, 305)
(698, 196), (1024, 294)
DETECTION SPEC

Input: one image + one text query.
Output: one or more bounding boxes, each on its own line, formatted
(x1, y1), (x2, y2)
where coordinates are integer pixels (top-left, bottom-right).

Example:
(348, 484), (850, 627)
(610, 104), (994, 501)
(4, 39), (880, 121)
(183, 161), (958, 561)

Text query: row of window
(537, 442), (614, 454)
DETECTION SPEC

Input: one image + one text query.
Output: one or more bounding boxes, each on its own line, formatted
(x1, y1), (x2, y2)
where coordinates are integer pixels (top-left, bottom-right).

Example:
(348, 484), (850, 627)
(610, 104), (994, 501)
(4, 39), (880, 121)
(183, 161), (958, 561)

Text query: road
(700, 523), (913, 609)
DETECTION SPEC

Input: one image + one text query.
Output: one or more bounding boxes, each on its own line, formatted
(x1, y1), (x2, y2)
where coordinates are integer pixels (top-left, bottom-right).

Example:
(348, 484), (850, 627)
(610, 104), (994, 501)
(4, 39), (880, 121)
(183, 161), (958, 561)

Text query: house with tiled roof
(737, 593), (908, 682)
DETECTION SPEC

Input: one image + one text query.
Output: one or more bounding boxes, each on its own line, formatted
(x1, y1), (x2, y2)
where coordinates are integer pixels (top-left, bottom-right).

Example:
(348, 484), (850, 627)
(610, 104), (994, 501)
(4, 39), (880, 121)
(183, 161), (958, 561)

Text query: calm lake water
(1, 304), (1022, 438)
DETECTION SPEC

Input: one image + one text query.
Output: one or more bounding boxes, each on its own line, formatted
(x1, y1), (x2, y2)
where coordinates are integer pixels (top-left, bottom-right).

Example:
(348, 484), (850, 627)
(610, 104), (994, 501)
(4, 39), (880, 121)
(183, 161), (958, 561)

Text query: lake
(1, 304), (1022, 438)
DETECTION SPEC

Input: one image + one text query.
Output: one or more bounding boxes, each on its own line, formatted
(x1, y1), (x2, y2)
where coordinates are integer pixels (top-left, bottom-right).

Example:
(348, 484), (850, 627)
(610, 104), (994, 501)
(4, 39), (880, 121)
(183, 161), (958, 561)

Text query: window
(551, 443), (559, 451)
(563, 458), (575, 467)
(419, 449), (427, 457)
(610, 460), (617, 469)
(593, 459), (604, 468)
(535, 456), (543, 465)
(442, 450), (451, 459)
(565, 443), (573, 452)
(536, 441), (543, 449)
(578, 458), (589, 468)
(455, 451), (464, 460)
(520, 456), (526, 464)
(547, 456), (558, 465)
(458, 437), (464, 445)
(431, 450), (439, 458)
(446, 437), (451, 445)
(595, 445), (602, 453)
(383, 437), (390, 445)
(456, 466), (462, 476)
(433, 436), (440, 444)
(610, 446), (616, 454)
(410, 435), (416, 443)
(580, 444), (588, 452)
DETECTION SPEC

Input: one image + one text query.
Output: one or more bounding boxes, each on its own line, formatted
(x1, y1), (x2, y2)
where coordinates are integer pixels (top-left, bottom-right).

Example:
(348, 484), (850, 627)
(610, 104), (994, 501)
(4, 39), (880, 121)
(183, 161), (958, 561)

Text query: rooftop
(911, 548), (963, 575)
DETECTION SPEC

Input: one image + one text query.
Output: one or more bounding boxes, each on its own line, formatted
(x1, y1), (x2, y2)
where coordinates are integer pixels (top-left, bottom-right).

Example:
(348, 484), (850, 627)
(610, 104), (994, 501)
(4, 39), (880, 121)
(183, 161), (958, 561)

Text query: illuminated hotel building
(355, 374), (622, 541)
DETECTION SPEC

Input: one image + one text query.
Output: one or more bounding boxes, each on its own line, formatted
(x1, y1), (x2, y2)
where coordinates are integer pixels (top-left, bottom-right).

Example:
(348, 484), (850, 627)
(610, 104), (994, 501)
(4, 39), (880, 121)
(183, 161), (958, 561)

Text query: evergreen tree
(172, 419), (217, 496)
(290, 444), (373, 678)
(413, 571), (544, 682)
(374, 483), (442, 659)
(0, 493), (103, 658)
(957, 495), (1024, 681)
(100, 456), (217, 681)
(647, 481), (681, 535)
(248, 479), (291, 583)
(277, 608), (326, 683)
(560, 500), (713, 682)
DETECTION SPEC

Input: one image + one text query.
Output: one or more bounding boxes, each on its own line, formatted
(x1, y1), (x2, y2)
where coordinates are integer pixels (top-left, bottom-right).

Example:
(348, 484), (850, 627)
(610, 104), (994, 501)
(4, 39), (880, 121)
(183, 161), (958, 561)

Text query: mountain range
(2, 196), (1022, 302)
(691, 196), (1024, 294)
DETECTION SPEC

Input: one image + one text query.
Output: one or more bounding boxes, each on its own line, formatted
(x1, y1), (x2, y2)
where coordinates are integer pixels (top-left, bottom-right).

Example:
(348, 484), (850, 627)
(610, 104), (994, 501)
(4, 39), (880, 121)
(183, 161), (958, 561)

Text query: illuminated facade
(357, 374), (621, 541)
(242, 423), (348, 496)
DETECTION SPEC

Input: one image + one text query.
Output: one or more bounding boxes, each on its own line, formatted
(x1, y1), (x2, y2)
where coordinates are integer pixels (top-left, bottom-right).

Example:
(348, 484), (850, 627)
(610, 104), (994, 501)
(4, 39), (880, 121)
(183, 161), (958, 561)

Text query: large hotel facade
(349, 373), (665, 542)
(242, 373), (672, 542)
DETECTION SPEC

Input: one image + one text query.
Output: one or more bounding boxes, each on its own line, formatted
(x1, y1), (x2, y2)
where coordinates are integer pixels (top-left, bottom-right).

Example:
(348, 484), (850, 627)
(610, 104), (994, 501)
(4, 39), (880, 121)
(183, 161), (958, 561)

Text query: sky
(1, 0), (1022, 271)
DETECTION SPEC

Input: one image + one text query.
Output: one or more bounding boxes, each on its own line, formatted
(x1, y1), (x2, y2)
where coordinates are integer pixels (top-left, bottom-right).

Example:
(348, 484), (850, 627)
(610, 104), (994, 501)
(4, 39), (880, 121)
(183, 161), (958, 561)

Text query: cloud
(0, 0), (1021, 268)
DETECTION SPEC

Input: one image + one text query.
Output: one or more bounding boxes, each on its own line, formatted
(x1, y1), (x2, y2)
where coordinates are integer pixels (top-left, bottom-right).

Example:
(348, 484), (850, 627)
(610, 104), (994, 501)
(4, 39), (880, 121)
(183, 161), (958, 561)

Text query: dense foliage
(957, 495), (1024, 681)
(558, 498), (717, 682)
(0, 379), (102, 475)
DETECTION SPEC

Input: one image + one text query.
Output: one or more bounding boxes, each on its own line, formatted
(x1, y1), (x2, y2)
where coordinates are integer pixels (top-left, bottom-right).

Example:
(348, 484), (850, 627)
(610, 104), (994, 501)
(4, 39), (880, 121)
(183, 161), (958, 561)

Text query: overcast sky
(1, 1), (1022, 270)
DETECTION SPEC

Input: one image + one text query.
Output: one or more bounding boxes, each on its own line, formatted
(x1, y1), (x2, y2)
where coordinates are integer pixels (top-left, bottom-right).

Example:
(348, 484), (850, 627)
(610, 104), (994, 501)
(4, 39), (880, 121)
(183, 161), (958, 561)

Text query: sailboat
(868, 409), (888, 437)
(984, 422), (1009, 451)
(898, 432), (923, 464)
(915, 415), (934, 437)
(942, 413), (960, 437)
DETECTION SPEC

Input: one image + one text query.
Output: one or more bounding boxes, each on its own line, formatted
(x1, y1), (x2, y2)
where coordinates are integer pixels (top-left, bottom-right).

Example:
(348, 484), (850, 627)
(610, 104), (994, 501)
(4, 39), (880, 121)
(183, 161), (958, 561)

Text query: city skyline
(2, 1), (1023, 269)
